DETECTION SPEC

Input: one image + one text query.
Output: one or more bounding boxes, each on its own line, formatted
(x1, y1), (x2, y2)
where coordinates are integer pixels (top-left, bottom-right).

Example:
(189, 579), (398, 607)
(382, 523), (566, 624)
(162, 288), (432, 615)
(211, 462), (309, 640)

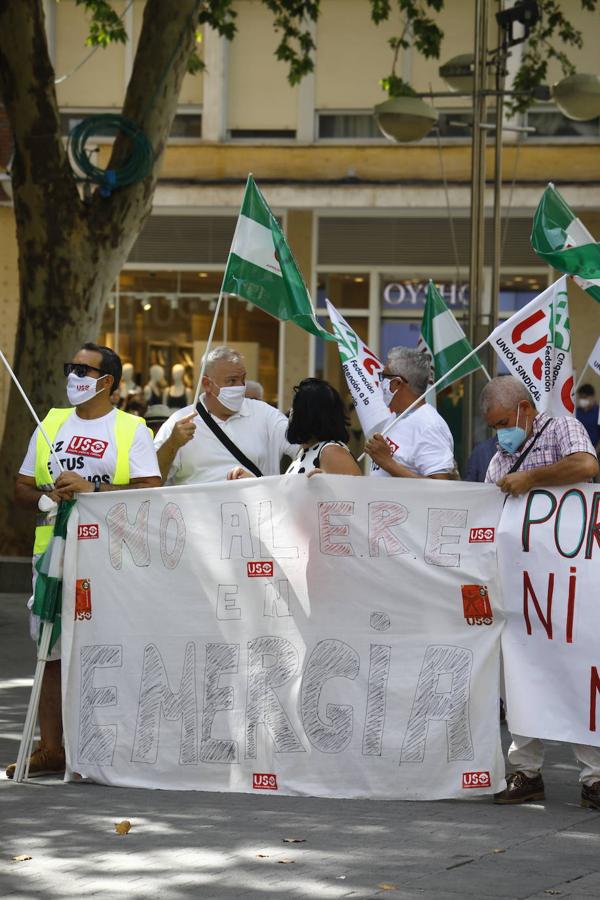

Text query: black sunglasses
(64, 363), (106, 378)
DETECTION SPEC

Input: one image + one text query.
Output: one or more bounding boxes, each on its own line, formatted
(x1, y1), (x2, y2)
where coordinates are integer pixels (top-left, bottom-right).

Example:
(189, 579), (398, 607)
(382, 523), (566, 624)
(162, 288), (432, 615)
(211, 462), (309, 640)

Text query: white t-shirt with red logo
(20, 408), (160, 488)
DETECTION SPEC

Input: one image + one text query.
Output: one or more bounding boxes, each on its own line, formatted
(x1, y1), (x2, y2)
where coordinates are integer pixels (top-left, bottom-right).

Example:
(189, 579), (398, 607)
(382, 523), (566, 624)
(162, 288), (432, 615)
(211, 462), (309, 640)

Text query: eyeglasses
(63, 363), (105, 378)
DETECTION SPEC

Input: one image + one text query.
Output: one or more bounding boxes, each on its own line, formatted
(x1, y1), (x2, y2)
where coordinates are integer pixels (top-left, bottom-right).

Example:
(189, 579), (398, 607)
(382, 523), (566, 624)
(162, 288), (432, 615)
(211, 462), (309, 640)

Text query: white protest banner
(325, 299), (386, 437)
(488, 276), (575, 416)
(61, 477), (506, 800)
(498, 485), (600, 747)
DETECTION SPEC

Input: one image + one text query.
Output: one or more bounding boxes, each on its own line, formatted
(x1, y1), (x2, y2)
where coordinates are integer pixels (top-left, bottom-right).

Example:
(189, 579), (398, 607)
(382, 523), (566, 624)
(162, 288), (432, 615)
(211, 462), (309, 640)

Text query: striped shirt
(485, 412), (596, 483)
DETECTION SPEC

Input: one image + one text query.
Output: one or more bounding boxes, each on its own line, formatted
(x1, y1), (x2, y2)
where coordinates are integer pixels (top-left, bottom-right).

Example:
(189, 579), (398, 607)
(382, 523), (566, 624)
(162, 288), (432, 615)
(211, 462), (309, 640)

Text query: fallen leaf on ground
(114, 820), (132, 835)
(12, 855), (32, 862)
(278, 859), (295, 864)
(282, 837), (306, 843)
(256, 854), (269, 858)
(493, 848), (506, 854)
(544, 892), (561, 896)
(377, 885), (398, 891)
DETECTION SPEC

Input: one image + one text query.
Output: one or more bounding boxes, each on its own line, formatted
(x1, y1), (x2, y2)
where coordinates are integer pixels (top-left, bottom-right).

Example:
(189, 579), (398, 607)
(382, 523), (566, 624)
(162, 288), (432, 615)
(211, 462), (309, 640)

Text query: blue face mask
(497, 405), (528, 454)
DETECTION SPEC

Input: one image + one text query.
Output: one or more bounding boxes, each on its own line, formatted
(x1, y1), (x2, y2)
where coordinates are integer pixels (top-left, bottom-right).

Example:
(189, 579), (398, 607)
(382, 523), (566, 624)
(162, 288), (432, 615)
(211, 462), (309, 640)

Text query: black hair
(578, 383), (596, 397)
(80, 342), (122, 391)
(286, 378), (349, 444)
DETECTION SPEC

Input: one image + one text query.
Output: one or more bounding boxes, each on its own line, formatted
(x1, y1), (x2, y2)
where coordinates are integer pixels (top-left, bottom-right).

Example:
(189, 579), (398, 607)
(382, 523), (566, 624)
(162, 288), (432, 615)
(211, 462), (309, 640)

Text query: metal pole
(465, 0), (489, 463)
(490, 4), (506, 378)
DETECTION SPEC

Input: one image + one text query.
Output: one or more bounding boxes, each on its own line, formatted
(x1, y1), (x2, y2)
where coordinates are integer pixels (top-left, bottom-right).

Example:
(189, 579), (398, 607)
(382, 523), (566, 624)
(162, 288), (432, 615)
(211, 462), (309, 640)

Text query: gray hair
(387, 347), (431, 396)
(245, 380), (264, 400)
(480, 375), (535, 416)
(201, 346), (244, 375)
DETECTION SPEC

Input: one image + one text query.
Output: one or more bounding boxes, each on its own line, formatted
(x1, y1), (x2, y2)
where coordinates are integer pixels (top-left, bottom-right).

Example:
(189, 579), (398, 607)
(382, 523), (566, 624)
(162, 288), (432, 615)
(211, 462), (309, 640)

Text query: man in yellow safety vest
(5, 342), (161, 779)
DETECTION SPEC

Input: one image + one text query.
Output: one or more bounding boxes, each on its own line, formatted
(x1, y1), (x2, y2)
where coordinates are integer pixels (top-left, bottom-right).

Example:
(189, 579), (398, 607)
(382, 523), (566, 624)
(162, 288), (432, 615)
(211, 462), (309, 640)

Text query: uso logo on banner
(78, 523), (99, 541)
(461, 585), (493, 626)
(253, 773), (278, 791)
(462, 771), (491, 789)
(247, 561), (274, 578)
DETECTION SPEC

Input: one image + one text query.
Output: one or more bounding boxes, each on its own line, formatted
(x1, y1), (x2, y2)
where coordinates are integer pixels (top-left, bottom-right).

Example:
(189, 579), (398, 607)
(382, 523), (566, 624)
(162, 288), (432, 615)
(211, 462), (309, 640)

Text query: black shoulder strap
(508, 418), (552, 474)
(195, 401), (263, 477)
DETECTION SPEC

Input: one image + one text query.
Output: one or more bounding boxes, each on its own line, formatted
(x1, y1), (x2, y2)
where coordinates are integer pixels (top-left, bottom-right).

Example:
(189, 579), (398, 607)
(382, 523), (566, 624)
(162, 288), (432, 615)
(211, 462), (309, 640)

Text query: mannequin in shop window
(119, 362), (140, 407)
(144, 364), (167, 407)
(166, 363), (193, 409)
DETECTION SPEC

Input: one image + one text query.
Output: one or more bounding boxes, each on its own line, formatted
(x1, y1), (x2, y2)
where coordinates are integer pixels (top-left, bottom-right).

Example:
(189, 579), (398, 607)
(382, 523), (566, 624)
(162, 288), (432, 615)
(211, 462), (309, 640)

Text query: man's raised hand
(170, 413), (197, 449)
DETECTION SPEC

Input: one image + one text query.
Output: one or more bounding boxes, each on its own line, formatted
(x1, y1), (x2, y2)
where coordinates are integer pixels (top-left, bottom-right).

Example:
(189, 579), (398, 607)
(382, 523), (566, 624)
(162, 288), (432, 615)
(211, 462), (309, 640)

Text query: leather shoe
(494, 771), (545, 804)
(581, 781), (600, 810)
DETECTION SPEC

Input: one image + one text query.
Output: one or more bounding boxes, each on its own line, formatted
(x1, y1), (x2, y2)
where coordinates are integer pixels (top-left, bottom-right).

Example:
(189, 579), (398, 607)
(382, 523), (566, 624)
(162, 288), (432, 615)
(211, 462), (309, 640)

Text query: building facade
(1, 0), (600, 464)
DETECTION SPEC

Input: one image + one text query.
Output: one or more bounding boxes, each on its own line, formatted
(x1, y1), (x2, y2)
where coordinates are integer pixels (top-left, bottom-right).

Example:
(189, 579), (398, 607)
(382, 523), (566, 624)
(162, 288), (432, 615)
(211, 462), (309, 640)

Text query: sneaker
(5, 744), (65, 780)
(581, 781), (600, 810)
(494, 771), (545, 804)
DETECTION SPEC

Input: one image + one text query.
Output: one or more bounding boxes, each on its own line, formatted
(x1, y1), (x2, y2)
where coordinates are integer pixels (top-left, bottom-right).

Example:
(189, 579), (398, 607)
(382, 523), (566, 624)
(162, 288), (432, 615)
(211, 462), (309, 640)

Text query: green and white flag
(531, 184), (600, 304)
(223, 175), (335, 341)
(32, 499), (76, 650)
(416, 281), (483, 392)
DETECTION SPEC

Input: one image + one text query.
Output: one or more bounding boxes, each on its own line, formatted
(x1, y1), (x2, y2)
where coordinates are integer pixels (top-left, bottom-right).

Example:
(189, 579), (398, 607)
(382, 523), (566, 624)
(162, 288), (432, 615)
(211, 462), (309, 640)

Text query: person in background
(229, 378), (361, 478)
(364, 347), (456, 479)
(480, 375), (600, 809)
(245, 380), (264, 401)
(145, 404), (171, 437)
(465, 434), (498, 482)
(575, 383), (600, 451)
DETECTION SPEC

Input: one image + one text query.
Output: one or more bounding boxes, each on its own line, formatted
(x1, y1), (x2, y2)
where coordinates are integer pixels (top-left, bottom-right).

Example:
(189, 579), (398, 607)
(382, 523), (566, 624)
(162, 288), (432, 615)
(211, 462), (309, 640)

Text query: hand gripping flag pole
(0, 348), (67, 783)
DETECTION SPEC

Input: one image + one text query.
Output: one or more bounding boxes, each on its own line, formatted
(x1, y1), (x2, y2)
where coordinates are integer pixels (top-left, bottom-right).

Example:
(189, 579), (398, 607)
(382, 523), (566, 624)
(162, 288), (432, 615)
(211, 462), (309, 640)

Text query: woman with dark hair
(228, 378), (361, 478)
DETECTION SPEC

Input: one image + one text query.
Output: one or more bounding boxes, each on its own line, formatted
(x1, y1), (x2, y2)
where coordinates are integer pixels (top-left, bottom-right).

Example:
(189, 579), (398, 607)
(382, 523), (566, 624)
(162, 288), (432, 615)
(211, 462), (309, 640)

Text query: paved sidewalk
(1, 593), (600, 900)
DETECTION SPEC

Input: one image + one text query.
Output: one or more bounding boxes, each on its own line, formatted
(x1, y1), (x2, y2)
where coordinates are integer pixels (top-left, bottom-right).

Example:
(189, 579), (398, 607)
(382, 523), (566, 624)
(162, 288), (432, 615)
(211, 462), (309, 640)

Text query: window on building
(526, 105), (600, 139)
(59, 110), (202, 140)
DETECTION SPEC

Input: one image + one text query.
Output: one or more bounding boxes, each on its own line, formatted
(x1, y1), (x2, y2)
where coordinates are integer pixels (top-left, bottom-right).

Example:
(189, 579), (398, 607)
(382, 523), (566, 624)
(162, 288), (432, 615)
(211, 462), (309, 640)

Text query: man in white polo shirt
(154, 346), (296, 483)
(364, 346), (456, 479)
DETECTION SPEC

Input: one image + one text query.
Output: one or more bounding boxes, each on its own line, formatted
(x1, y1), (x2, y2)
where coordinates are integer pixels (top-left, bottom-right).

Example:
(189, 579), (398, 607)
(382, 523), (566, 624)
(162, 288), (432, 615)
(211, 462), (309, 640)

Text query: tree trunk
(0, 0), (201, 553)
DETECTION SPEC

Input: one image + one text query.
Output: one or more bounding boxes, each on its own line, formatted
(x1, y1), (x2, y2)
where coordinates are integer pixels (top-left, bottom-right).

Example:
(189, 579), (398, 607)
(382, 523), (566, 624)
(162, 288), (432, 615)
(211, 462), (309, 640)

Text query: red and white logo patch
(78, 523), (99, 541)
(461, 585), (493, 625)
(66, 436), (109, 459)
(469, 527), (495, 543)
(253, 773), (278, 791)
(385, 436), (400, 455)
(75, 578), (92, 621)
(247, 561), (274, 578)
(462, 771), (491, 789)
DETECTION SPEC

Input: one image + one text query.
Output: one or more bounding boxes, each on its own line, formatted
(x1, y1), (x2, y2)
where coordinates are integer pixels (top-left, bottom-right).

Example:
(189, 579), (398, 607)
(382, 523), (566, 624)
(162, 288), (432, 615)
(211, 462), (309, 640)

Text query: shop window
(101, 270), (280, 407)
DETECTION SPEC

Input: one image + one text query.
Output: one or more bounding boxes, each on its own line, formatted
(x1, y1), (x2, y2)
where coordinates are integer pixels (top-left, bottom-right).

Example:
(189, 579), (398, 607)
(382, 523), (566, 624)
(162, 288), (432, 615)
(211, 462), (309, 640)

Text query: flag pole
(0, 349), (64, 479)
(0, 349), (68, 782)
(192, 290), (225, 408)
(358, 337), (490, 462)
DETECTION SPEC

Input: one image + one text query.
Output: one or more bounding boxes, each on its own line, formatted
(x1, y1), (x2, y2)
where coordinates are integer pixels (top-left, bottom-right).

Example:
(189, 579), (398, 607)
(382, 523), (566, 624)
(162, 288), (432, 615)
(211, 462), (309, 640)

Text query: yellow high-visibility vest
(33, 407), (143, 555)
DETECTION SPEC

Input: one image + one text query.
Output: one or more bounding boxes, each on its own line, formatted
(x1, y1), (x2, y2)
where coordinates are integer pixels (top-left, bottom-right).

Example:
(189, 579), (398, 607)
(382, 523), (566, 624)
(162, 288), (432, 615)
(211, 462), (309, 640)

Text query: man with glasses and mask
(6, 342), (161, 780)
(364, 346), (456, 479)
(480, 375), (600, 809)
(154, 346), (296, 484)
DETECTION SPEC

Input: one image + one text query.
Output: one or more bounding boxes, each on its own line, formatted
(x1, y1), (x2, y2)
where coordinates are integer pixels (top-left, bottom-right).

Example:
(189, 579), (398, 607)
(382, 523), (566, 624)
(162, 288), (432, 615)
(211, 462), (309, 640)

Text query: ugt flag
(531, 184), (600, 304)
(487, 276), (575, 416)
(32, 499), (76, 650)
(325, 299), (386, 438)
(223, 175), (335, 341)
(416, 280), (484, 392)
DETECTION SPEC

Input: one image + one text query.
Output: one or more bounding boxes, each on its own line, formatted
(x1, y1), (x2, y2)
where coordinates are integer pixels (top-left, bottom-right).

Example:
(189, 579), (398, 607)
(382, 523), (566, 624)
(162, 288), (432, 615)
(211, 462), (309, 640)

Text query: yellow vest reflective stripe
(32, 407), (143, 555)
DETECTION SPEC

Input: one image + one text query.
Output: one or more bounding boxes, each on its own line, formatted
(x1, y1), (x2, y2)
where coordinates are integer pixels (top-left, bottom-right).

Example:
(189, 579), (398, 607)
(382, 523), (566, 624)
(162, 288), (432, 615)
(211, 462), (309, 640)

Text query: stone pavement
(1, 592), (600, 900)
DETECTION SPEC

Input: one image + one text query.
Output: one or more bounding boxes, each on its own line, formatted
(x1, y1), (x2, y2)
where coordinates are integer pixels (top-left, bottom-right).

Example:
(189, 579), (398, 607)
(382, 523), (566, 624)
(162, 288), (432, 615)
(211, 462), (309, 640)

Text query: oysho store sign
(383, 281), (469, 309)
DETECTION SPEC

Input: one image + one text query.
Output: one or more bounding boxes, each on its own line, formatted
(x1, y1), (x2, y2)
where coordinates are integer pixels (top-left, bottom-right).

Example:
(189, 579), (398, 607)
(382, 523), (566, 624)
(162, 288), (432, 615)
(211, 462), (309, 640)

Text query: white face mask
(577, 398), (592, 410)
(67, 372), (105, 406)
(381, 378), (396, 408)
(217, 384), (246, 413)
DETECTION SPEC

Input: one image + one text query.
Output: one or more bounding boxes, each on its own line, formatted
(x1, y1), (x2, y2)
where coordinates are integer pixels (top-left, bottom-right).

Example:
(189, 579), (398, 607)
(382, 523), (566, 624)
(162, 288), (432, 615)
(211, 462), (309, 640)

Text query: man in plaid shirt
(481, 375), (599, 809)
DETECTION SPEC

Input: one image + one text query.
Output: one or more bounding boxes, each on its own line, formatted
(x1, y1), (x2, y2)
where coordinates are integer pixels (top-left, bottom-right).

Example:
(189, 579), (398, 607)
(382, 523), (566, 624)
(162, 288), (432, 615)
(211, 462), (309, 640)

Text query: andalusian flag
(417, 281), (483, 392)
(223, 175), (335, 341)
(531, 184), (600, 303)
(32, 499), (76, 650)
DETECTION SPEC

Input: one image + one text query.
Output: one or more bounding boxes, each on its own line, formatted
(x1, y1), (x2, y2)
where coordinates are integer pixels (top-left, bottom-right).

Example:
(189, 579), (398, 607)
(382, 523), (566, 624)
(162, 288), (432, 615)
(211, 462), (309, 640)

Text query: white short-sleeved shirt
(370, 403), (455, 477)
(153, 397), (298, 484)
(19, 408), (160, 488)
